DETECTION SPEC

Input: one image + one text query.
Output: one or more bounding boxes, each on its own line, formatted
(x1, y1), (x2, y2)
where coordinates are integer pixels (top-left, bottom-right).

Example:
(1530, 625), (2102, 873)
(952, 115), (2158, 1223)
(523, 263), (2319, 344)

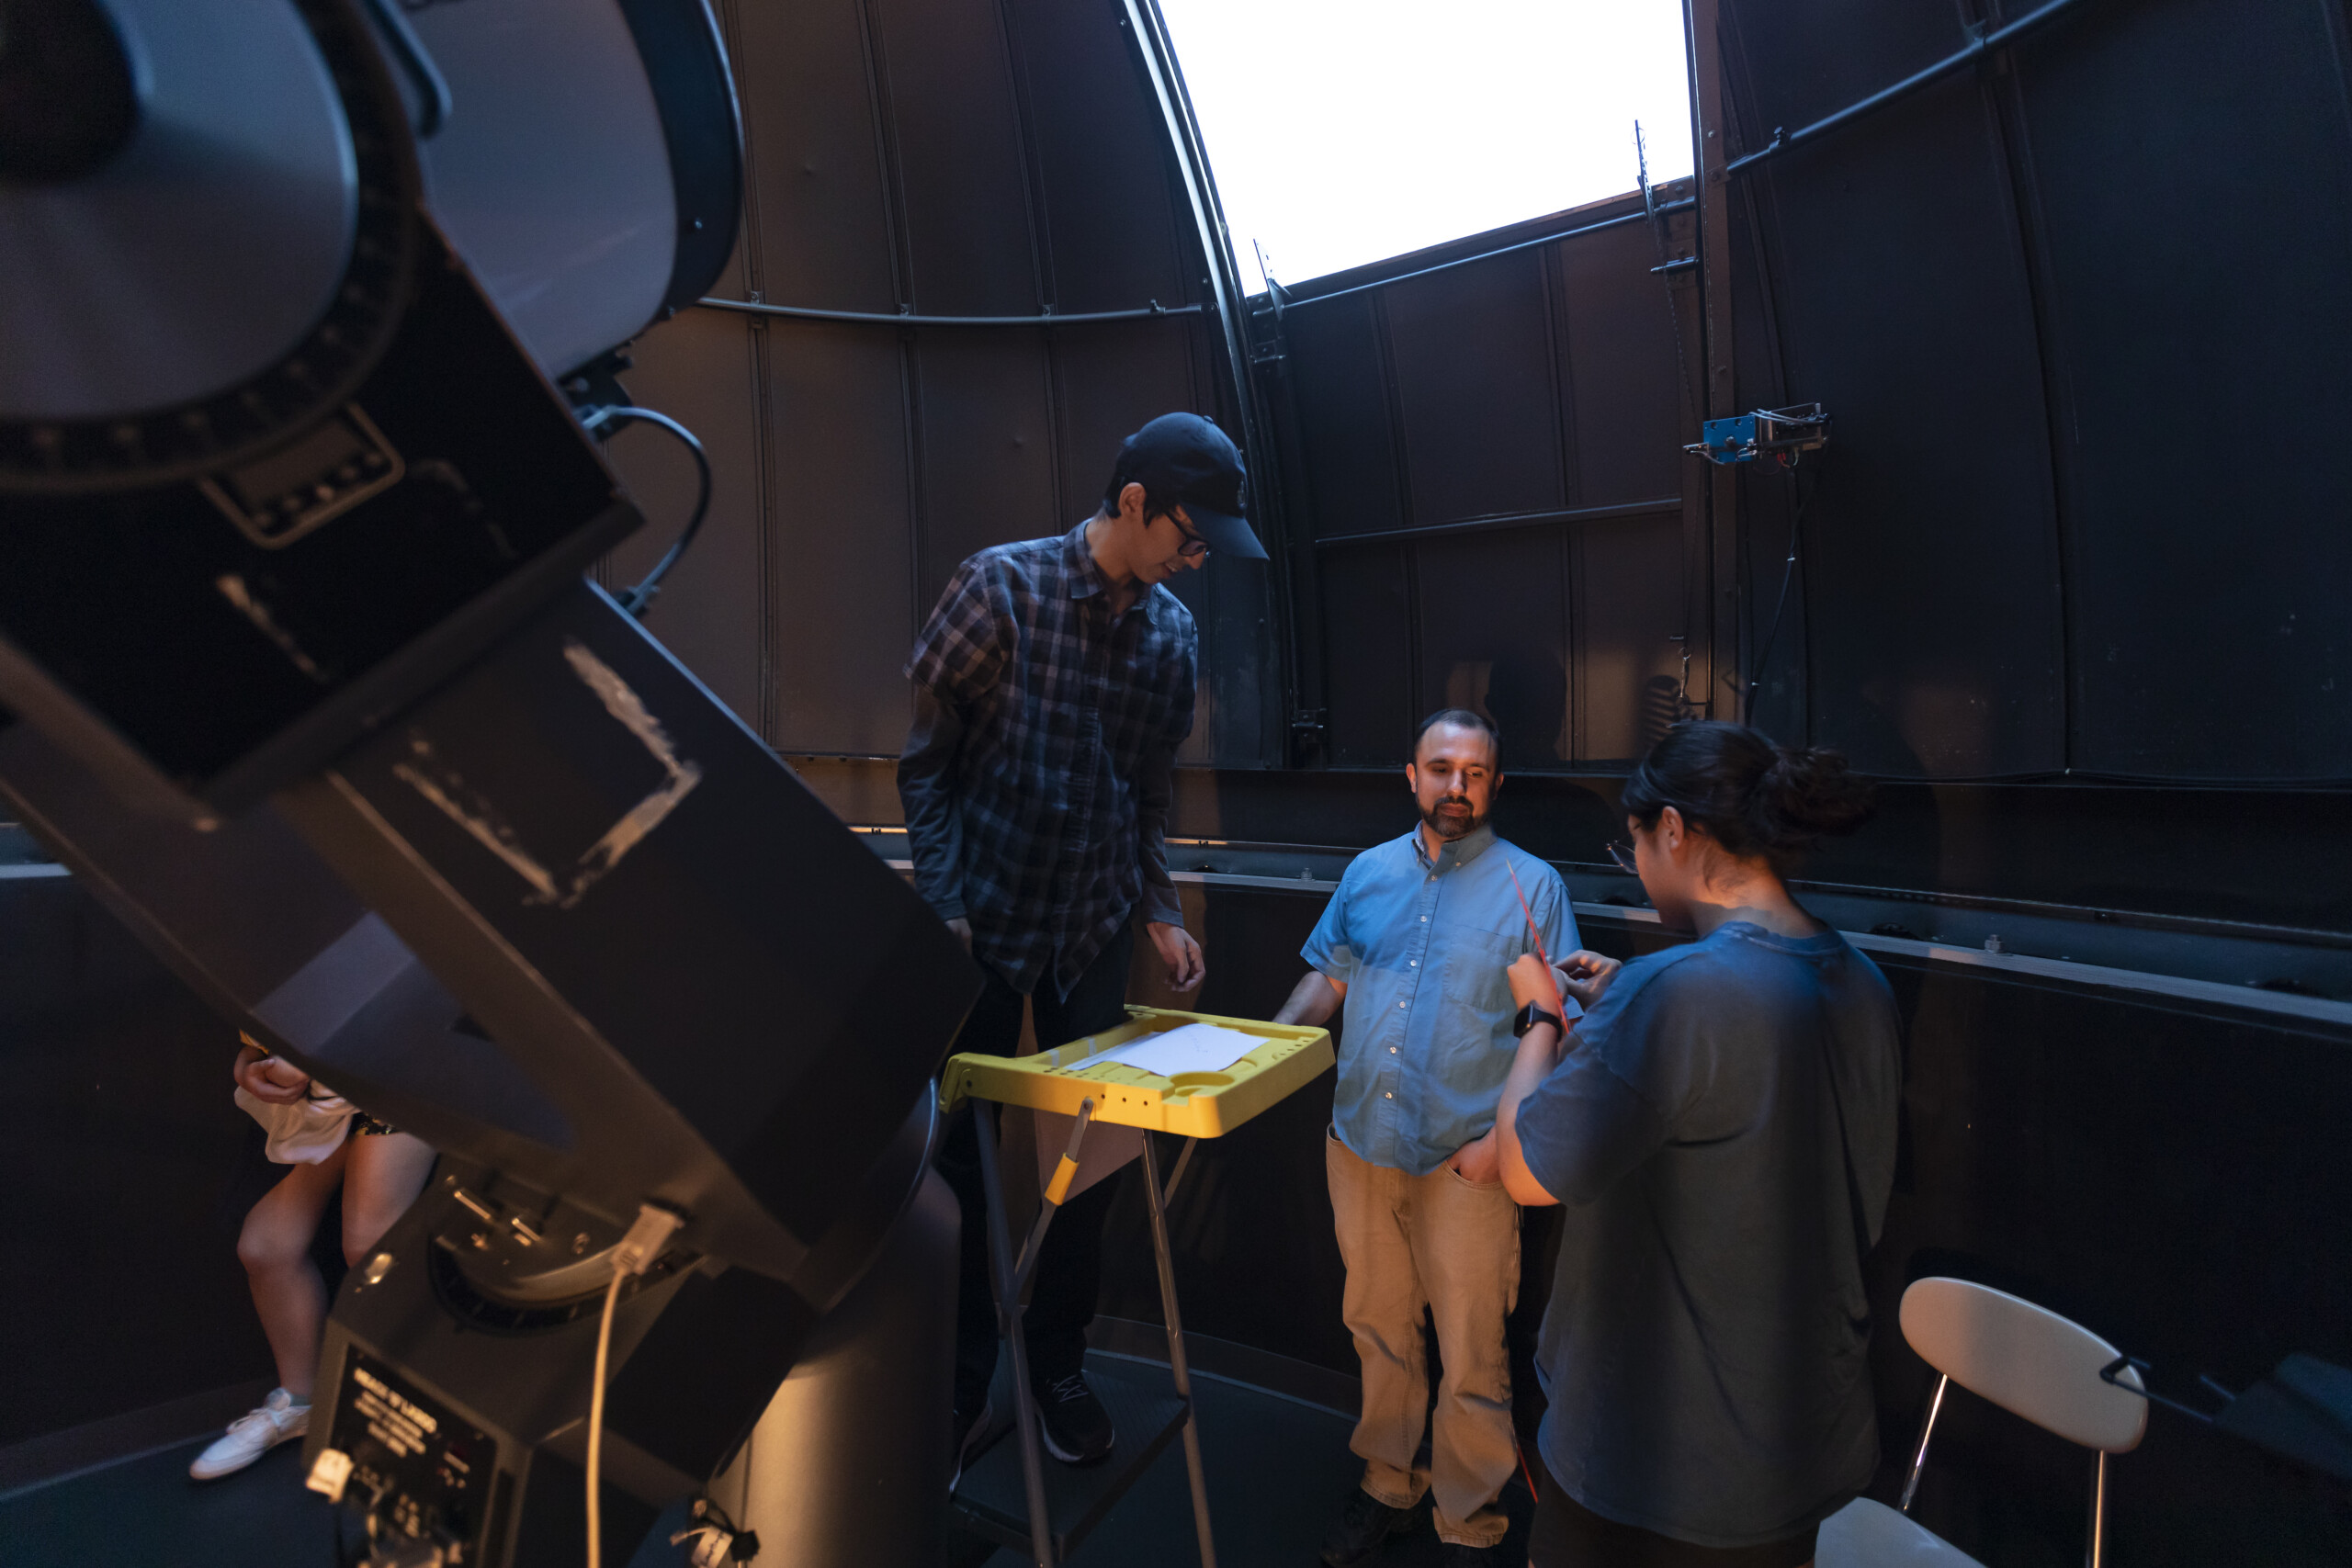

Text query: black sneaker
(1439, 1542), (1507, 1567)
(1319, 1486), (1423, 1567)
(950, 1399), (993, 1492)
(1031, 1370), (1115, 1466)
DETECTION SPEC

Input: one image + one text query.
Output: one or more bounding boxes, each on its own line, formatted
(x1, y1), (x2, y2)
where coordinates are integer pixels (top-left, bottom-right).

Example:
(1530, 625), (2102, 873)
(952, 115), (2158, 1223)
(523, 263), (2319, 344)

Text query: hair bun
(1622, 720), (1874, 874)
(1752, 744), (1876, 848)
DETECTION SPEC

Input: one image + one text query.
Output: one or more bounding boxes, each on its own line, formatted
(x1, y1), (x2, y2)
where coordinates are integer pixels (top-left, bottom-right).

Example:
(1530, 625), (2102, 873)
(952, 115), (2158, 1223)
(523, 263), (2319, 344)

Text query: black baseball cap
(1113, 412), (1266, 560)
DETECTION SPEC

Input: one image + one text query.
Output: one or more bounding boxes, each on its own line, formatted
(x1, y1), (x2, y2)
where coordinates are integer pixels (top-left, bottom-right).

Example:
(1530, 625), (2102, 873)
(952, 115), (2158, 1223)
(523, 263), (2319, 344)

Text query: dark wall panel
(1557, 220), (1687, 507)
(1572, 510), (1689, 762)
(1383, 255), (1566, 525)
(1741, 71), (2066, 778)
(1318, 546), (1413, 767)
(1283, 299), (1406, 540)
(763, 324), (920, 756)
(1175, 558), (1275, 766)
(1414, 531), (1570, 771)
(910, 331), (1061, 611)
(870, 0), (1041, 315)
(0, 876), (273, 1447)
(729, 0), (901, 312)
(1714, 0), (2352, 782)
(2015, 0), (2352, 779)
(1269, 194), (1700, 773)
(1001, 0), (1193, 311)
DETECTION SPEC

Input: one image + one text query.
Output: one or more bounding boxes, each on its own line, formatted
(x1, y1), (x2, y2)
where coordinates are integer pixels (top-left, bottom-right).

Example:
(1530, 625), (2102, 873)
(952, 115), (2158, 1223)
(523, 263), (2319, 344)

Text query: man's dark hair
(1410, 707), (1500, 766)
(1101, 463), (1178, 524)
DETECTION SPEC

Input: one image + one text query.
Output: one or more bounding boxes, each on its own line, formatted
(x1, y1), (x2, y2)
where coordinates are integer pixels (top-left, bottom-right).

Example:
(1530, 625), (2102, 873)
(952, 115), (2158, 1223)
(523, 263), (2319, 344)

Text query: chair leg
(2085, 1450), (2109, 1568)
(1899, 1373), (1950, 1514)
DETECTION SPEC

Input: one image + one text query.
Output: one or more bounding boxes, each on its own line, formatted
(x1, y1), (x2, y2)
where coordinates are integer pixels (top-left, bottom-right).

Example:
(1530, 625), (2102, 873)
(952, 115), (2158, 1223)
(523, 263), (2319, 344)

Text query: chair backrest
(1899, 1277), (2149, 1453)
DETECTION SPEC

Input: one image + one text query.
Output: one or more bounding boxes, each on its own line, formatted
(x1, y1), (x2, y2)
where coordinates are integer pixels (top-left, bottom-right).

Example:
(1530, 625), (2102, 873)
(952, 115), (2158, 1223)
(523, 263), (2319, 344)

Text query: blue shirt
(1301, 824), (1577, 1176)
(1516, 921), (1901, 1550)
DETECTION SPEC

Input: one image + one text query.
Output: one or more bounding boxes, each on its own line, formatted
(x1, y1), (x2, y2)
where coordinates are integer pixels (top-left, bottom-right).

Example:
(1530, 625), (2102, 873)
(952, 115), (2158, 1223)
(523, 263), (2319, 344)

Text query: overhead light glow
(1158, 0), (1695, 291)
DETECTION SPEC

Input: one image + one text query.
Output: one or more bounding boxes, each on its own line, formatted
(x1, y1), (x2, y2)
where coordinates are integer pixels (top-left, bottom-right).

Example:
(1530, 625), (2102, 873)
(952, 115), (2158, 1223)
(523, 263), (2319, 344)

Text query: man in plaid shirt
(902, 412), (1265, 1475)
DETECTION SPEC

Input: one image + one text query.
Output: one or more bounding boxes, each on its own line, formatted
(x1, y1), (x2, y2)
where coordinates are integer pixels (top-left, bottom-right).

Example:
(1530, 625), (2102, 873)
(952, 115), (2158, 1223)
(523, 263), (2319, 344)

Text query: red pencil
(1504, 862), (1567, 1019)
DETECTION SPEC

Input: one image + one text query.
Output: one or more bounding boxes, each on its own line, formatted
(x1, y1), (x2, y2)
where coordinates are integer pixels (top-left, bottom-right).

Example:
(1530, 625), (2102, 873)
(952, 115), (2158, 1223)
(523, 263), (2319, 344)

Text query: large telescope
(0, 2), (978, 1562)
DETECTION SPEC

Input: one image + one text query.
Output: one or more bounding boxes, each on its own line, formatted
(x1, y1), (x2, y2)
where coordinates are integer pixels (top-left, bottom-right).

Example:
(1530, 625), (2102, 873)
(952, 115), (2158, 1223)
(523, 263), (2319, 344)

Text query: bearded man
(1272, 709), (1580, 1568)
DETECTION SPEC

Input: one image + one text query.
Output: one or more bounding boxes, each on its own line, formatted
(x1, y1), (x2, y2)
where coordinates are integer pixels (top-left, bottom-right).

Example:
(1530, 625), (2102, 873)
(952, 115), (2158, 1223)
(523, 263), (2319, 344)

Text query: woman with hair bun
(1491, 721), (1900, 1568)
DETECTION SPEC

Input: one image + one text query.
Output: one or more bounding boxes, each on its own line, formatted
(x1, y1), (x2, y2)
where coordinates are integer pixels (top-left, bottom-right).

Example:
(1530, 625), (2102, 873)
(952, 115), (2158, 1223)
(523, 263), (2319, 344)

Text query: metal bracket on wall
(1287, 708), (1327, 765)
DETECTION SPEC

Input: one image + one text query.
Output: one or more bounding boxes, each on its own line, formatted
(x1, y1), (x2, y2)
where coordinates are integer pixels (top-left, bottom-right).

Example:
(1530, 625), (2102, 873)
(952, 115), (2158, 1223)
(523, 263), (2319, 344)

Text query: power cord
(1747, 471), (1811, 722)
(584, 1203), (685, 1568)
(670, 1496), (761, 1566)
(580, 405), (713, 618)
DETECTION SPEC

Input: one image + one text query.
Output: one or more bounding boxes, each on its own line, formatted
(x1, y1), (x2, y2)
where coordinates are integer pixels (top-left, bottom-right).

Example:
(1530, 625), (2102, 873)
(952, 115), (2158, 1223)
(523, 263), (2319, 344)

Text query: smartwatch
(1512, 1001), (1564, 1039)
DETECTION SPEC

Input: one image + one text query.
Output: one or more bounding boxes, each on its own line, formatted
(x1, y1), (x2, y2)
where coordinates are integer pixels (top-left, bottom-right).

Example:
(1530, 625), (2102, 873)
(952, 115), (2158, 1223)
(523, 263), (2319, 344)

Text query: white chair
(1818, 1277), (2149, 1568)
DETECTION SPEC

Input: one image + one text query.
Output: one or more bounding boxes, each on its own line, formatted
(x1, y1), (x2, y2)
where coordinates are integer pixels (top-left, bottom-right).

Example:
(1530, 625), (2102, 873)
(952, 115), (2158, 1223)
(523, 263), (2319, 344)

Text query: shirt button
(1397, 1001), (1407, 1010)
(1385, 1091), (1394, 1099)
(1390, 1046), (1398, 1054)
(1420, 916), (1428, 923)
(1409, 960), (1417, 967)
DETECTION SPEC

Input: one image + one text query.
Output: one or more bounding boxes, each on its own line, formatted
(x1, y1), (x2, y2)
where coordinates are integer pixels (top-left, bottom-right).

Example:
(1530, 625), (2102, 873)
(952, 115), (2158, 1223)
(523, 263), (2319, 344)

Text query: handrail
(1312, 497), (1681, 550)
(1724, 0), (2098, 177)
(694, 297), (1202, 327)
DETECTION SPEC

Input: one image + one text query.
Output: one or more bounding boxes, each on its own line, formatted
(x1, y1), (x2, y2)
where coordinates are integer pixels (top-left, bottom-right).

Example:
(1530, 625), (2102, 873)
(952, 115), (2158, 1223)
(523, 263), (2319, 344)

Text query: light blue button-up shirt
(1302, 824), (1580, 1176)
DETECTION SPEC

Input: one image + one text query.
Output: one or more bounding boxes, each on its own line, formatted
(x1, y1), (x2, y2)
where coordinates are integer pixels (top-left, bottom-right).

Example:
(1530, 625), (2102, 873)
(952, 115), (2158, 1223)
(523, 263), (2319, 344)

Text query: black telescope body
(0, 1), (978, 1562)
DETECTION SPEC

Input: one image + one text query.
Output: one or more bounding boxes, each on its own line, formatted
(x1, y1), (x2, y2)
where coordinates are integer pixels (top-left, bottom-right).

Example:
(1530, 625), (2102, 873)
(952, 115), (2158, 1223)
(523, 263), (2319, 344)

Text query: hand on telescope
(232, 1040), (311, 1104)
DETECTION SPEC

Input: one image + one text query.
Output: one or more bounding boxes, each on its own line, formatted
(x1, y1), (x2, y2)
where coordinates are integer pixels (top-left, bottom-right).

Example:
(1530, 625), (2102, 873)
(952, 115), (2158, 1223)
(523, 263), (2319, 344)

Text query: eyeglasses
(1169, 512), (1211, 559)
(1605, 840), (1639, 875)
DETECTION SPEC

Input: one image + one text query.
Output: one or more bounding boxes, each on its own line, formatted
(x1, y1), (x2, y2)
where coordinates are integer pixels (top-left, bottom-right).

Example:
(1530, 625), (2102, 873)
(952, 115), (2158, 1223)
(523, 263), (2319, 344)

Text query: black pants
(1529, 1459), (1819, 1568)
(934, 922), (1135, 1417)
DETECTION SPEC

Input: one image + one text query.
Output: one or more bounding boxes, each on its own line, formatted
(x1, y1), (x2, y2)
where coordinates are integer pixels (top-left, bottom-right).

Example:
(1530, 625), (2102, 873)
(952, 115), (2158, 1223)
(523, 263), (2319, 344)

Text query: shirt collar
(1063, 516), (1163, 624)
(1063, 519), (1109, 601)
(1411, 822), (1496, 872)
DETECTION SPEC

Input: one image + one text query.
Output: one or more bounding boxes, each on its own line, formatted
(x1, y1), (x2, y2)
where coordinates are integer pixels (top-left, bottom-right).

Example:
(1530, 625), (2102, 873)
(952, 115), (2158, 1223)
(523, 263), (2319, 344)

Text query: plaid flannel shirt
(899, 521), (1197, 998)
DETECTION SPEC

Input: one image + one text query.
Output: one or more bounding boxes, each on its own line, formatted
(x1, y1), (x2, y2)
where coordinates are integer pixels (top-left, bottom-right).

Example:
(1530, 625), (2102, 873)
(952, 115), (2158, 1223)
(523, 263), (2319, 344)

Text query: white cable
(583, 1203), (686, 1568)
(585, 1269), (625, 1568)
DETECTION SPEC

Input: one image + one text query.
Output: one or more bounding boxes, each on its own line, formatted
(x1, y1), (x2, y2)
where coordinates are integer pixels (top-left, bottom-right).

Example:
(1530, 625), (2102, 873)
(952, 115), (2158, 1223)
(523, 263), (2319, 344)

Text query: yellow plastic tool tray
(941, 1005), (1332, 1138)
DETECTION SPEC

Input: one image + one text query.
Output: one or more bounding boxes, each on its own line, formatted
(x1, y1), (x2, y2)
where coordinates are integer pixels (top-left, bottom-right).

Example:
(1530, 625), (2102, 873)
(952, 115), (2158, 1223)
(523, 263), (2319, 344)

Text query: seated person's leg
(193, 1145), (348, 1481)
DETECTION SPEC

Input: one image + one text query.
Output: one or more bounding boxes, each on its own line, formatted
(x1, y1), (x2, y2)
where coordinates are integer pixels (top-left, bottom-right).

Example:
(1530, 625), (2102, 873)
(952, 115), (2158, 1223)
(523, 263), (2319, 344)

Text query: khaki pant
(1327, 1126), (1521, 1548)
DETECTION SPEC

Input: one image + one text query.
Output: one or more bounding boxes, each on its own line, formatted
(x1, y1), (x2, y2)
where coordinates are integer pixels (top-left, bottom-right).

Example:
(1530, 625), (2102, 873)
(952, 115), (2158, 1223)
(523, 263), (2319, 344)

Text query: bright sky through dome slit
(1158, 0), (1696, 291)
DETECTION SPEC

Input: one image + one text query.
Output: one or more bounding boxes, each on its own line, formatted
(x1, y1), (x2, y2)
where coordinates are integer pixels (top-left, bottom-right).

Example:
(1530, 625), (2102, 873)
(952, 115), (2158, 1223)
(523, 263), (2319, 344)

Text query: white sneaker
(189, 1389), (311, 1481)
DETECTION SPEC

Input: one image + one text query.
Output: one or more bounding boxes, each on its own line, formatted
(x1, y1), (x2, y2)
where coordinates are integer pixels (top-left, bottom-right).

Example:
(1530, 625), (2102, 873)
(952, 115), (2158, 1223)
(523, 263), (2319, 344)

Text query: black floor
(0, 1355), (1535, 1568)
(0, 1433), (337, 1568)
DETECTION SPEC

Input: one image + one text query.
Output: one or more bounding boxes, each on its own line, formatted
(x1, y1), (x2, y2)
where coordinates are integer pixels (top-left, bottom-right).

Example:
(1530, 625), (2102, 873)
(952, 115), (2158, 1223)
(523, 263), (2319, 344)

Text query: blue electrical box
(1698, 413), (1762, 463)
(1687, 403), (1829, 467)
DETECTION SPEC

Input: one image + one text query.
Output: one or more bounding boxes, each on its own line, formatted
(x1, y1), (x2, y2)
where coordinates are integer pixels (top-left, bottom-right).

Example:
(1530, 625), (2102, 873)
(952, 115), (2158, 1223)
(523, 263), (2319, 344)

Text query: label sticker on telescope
(392, 637), (703, 908)
(200, 403), (405, 549)
(326, 1350), (496, 1561)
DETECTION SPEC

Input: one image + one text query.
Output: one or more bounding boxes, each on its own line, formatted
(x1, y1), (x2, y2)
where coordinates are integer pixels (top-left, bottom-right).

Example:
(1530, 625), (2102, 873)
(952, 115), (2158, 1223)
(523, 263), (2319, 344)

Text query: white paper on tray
(1068, 1021), (1261, 1079)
